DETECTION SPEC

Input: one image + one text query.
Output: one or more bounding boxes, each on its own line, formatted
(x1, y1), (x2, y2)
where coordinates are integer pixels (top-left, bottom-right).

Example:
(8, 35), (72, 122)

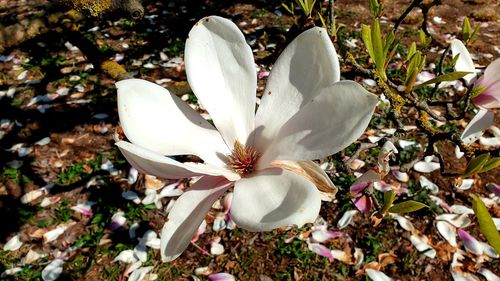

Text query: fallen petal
(42, 259), (64, 281)
(208, 273), (236, 281)
(366, 269), (393, 281)
(113, 250), (138, 264)
(436, 221), (457, 247)
(307, 242), (334, 262)
(457, 229), (483, 255)
(413, 161), (440, 173)
(419, 176), (439, 194)
(337, 210), (358, 229)
(3, 234), (22, 251)
(478, 268), (500, 281)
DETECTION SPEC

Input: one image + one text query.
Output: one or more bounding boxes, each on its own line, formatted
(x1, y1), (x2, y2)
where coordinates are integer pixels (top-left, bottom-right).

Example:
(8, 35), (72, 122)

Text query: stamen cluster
(228, 141), (259, 176)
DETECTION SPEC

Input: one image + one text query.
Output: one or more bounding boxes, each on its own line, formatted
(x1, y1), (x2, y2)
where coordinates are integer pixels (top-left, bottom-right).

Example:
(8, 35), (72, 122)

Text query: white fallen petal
(20, 188), (47, 204)
(127, 167), (139, 184)
(212, 212), (227, 232)
(194, 266), (212, 276)
(113, 250), (138, 263)
(436, 221), (457, 247)
(43, 225), (69, 243)
(129, 222), (140, 239)
(1, 267), (22, 277)
(457, 229), (483, 255)
(210, 241), (224, 255)
(479, 242), (499, 259)
(331, 249), (351, 264)
(366, 269), (393, 281)
(398, 140), (419, 150)
(419, 176), (439, 194)
(141, 189), (158, 205)
(122, 191), (141, 204)
(22, 249), (47, 264)
(3, 234), (22, 251)
(307, 242), (333, 261)
(110, 211), (127, 231)
(413, 161), (440, 173)
(392, 214), (415, 232)
(410, 234), (436, 258)
(478, 268), (500, 281)
(128, 266), (153, 281)
(391, 169), (409, 182)
(337, 210), (358, 230)
(449, 205), (474, 215)
(35, 137), (51, 146)
(42, 259), (64, 281)
(479, 137), (500, 146)
(354, 248), (364, 266)
(456, 179), (474, 190)
(208, 273), (236, 281)
(133, 243), (148, 262)
(455, 145), (465, 159)
(436, 214), (471, 228)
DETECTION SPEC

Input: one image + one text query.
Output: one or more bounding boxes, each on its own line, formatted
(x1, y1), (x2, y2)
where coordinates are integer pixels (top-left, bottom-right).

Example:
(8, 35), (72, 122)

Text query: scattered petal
(208, 273), (236, 281)
(457, 229), (483, 255)
(42, 259), (64, 281)
(307, 242), (334, 261)
(419, 176), (439, 194)
(3, 234), (22, 251)
(366, 269), (393, 281)
(436, 221), (457, 247)
(337, 210), (358, 230)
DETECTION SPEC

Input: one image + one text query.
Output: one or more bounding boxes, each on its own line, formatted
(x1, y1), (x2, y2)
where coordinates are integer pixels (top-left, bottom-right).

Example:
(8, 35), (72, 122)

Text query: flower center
(228, 141), (259, 176)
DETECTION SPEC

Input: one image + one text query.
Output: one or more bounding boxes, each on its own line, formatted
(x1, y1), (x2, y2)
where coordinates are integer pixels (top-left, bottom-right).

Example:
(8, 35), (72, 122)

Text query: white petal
(436, 214), (472, 228)
(22, 249), (47, 264)
(260, 81), (377, 165)
(451, 269), (481, 281)
(210, 241), (224, 255)
(456, 179), (474, 190)
(480, 241), (499, 259)
(455, 145), (465, 159)
(458, 229), (483, 255)
(1, 267), (22, 277)
(117, 79), (229, 165)
(185, 16), (256, 147)
(133, 243), (148, 262)
(128, 266), (153, 281)
(419, 175), (439, 194)
(160, 176), (232, 262)
(478, 268), (500, 281)
(450, 39), (476, 85)
(392, 214), (415, 232)
(410, 234), (436, 258)
(449, 205), (474, 215)
(42, 259), (64, 281)
(461, 109), (494, 144)
(307, 242), (334, 261)
(117, 141), (239, 181)
(337, 210), (358, 230)
(366, 269), (393, 281)
(113, 250), (138, 264)
(208, 273), (236, 281)
(231, 168), (321, 231)
(413, 161), (440, 173)
(436, 221), (457, 247)
(3, 234), (22, 251)
(254, 27), (340, 152)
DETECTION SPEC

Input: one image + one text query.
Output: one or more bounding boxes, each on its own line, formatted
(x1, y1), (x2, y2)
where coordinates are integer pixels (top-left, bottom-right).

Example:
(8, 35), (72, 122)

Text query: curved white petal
(116, 141), (239, 181)
(450, 39), (476, 85)
(461, 109), (494, 144)
(185, 16), (256, 147)
(479, 58), (500, 89)
(260, 81), (377, 165)
(231, 168), (321, 231)
(254, 27), (340, 152)
(160, 176), (232, 261)
(117, 79), (229, 165)
(366, 269), (393, 281)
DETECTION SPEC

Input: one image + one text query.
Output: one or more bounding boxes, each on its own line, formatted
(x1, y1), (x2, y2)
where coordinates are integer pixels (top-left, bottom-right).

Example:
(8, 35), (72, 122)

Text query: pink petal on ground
(311, 225), (342, 243)
(208, 273), (236, 281)
(307, 242), (334, 262)
(353, 195), (372, 213)
(457, 229), (483, 255)
(191, 220), (207, 243)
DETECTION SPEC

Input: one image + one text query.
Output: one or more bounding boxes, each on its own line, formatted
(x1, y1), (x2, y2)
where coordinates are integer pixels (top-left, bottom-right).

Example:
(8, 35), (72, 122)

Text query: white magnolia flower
(116, 16), (378, 262)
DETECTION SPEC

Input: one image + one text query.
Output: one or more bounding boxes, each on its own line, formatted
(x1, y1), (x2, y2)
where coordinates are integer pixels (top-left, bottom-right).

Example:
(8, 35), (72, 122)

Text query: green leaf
(462, 17), (472, 41)
(381, 190), (396, 213)
(388, 201), (427, 214)
(406, 42), (416, 61)
(362, 24), (375, 62)
(463, 153), (490, 177)
(413, 71), (472, 90)
(369, 0), (380, 17)
(479, 157), (500, 173)
(371, 19), (384, 70)
(383, 31), (395, 58)
(471, 194), (500, 252)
